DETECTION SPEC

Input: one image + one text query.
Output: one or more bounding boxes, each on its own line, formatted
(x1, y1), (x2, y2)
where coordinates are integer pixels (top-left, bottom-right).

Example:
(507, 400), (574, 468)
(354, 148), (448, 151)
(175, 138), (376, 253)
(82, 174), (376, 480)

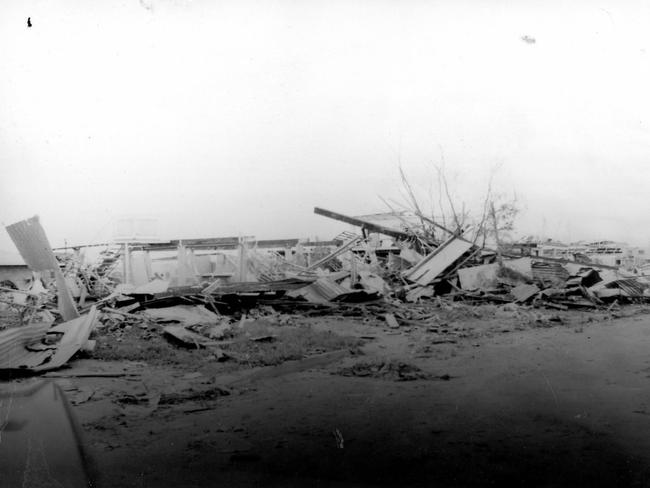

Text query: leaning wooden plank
(5, 215), (79, 321)
(439, 248), (481, 281)
(403, 236), (473, 286)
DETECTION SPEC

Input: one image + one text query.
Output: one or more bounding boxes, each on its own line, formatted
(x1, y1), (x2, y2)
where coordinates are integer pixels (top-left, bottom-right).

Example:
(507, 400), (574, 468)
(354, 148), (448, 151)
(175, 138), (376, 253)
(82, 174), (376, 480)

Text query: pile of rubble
(1, 208), (649, 374)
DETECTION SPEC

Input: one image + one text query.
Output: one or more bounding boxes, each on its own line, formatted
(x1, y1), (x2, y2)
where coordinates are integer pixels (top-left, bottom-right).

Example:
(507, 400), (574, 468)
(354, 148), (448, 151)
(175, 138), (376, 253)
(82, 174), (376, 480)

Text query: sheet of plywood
(457, 263), (500, 290)
(403, 237), (473, 286)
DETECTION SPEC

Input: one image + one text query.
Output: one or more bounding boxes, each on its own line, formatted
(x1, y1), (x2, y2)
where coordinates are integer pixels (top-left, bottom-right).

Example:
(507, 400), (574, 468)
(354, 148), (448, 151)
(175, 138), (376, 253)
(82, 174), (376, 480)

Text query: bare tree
(391, 160), (520, 250)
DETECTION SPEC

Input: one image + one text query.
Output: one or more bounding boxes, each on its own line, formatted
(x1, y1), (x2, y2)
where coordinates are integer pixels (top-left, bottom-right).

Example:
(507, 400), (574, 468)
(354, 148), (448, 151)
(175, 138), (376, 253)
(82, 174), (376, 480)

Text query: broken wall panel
(403, 237), (473, 286)
(457, 263), (499, 290)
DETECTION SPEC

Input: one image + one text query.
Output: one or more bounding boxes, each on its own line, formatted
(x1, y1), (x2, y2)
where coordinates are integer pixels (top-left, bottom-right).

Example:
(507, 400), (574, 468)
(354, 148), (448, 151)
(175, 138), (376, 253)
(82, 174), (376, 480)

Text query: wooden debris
(384, 313), (400, 329)
(403, 236), (474, 286)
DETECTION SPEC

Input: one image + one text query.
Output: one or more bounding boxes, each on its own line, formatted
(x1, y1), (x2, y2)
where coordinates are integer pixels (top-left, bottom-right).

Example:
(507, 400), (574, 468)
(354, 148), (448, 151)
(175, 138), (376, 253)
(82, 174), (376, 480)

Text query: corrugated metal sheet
(531, 261), (570, 284)
(286, 278), (375, 304)
(404, 236), (473, 286)
(608, 279), (646, 298)
(0, 307), (98, 372)
(5, 216), (58, 272)
(5, 216), (80, 321)
(0, 323), (54, 370)
(288, 278), (353, 304)
(36, 306), (98, 371)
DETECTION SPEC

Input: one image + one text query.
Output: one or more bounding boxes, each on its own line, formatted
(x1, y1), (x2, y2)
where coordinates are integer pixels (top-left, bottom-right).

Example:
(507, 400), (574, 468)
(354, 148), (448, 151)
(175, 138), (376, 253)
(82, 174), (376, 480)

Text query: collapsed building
(1, 208), (649, 374)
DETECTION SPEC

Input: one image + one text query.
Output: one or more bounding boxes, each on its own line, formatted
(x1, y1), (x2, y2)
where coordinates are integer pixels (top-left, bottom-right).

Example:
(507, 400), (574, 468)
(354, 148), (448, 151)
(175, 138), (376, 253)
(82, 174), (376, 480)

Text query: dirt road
(10, 309), (650, 487)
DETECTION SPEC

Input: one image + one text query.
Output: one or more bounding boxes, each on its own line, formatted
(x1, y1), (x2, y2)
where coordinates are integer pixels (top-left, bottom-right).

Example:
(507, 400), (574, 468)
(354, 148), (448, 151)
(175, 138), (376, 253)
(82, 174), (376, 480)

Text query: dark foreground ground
(3, 305), (650, 487)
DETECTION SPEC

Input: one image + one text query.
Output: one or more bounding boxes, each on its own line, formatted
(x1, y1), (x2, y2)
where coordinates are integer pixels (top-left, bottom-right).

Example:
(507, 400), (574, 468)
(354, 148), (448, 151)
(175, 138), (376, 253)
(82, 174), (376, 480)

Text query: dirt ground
(7, 303), (650, 487)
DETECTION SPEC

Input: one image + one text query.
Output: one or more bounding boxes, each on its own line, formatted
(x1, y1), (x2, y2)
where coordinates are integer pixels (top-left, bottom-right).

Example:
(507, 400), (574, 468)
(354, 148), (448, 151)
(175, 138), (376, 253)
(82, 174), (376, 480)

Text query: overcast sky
(1, 0), (650, 251)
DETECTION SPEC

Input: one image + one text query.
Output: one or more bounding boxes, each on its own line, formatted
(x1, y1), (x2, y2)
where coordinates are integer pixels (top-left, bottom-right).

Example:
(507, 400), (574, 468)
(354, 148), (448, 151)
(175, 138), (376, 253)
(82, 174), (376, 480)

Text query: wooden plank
(404, 236), (474, 286)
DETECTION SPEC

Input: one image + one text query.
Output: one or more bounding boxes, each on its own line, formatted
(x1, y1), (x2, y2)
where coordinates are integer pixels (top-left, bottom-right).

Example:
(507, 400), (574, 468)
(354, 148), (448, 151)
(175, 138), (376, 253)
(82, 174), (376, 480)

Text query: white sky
(1, 0), (650, 250)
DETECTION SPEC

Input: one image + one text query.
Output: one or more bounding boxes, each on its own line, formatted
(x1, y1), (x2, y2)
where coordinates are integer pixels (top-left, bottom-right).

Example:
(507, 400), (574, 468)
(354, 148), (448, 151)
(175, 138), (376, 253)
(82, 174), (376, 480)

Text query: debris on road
(336, 359), (437, 381)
